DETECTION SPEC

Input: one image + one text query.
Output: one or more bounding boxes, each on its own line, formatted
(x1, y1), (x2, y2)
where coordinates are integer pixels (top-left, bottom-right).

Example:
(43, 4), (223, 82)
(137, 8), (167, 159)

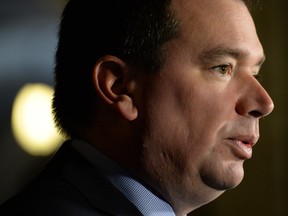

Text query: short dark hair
(52, 0), (180, 138)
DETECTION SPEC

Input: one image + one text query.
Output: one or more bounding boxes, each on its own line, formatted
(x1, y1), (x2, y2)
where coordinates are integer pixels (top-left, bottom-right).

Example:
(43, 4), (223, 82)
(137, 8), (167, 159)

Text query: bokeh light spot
(11, 83), (63, 156)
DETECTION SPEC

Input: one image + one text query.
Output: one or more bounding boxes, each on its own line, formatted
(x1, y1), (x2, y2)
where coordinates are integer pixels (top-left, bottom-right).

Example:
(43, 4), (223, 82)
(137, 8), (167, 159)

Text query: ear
(93, 55), (138, 121)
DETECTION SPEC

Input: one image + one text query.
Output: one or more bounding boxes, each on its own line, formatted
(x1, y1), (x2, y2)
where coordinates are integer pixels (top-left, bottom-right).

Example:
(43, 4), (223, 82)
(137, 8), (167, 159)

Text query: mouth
(226, 136), (258, 160)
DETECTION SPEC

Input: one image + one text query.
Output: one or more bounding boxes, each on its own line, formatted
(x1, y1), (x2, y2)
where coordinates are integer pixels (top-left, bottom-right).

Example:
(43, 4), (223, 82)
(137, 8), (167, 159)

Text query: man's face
(136, 0), (274, 213)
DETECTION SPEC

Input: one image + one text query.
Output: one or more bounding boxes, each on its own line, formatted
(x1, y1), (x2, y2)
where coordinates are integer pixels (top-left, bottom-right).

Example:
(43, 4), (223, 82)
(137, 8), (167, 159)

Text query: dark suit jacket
(0, 141), (142, 215)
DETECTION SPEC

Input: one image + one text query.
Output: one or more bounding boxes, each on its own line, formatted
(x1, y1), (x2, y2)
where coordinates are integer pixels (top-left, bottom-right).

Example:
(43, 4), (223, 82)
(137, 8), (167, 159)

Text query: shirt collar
(71, 139), (176, 216)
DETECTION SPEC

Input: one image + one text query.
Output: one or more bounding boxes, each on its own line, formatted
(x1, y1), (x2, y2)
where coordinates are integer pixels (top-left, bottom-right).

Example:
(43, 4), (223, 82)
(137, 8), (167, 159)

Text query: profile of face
(134, 0), (274, 213)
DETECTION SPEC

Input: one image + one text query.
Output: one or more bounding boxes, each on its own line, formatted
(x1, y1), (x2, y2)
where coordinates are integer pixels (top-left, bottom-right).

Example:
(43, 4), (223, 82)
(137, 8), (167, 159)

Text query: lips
(226, 135), (258, 160)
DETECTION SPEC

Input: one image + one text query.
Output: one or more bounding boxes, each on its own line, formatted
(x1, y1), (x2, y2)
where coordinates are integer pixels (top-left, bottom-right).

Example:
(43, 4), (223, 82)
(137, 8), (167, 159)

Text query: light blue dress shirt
(71, 139), (176, 216)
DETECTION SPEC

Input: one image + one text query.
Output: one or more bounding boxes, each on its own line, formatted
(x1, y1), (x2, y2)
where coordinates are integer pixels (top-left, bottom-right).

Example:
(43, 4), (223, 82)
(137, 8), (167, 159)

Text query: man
(0, 0), (274, 215)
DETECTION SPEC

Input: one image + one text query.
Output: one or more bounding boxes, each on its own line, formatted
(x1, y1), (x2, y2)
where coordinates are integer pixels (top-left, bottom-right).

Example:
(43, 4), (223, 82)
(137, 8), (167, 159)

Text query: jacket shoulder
(0, 141), (141, 216)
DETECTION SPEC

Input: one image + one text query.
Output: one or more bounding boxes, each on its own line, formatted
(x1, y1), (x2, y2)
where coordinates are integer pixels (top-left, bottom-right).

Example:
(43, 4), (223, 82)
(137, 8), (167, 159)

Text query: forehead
(171, 0), (248, 21)
(169, 0), (263, 62)
(170, 0), (253, 39)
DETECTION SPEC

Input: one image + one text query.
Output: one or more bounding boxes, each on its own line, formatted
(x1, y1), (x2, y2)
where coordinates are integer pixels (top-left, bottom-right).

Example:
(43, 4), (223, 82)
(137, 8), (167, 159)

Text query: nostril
(248, 110), (262, 118)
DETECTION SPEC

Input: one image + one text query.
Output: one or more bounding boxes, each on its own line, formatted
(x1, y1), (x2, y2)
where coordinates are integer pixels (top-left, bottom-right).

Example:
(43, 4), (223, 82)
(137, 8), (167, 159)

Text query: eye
(209, 64), (232, 76)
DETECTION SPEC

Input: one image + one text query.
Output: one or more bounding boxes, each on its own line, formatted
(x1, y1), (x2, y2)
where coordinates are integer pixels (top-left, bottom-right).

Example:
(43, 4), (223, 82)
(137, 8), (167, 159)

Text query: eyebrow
(199, 46), (266, 67)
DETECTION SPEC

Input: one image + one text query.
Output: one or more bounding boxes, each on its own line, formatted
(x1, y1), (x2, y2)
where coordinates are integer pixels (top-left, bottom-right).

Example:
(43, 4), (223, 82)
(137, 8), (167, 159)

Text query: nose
(236, 76), (274, 118)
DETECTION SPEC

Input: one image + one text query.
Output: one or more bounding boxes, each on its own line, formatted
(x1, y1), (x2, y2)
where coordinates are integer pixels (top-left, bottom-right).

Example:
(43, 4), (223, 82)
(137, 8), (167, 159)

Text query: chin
(205, 176), (243, 191)
(200, 163), (245, 191)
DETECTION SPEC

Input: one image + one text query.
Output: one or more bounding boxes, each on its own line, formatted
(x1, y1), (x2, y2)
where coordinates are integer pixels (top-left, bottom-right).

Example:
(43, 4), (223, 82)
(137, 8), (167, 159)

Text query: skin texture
(86, 0), (274, 215)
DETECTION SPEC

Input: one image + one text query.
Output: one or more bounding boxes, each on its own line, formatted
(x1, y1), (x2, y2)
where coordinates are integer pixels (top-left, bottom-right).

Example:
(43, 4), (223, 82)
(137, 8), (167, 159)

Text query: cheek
(171, 85), (241, 171)
(140, 72), (240, 188)
(141, 92), (219, 183)
(143, 79), (233, 162)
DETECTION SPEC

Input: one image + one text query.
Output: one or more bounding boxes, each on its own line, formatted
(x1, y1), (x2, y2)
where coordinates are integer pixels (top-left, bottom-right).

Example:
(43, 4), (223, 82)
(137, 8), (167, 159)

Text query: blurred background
(0, 0), (287, 215)
(0, 0), (66, 205)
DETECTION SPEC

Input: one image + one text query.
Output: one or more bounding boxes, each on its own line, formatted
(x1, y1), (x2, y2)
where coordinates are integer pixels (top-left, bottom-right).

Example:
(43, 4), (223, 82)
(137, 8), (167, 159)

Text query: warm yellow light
(11, 83), (63, 156)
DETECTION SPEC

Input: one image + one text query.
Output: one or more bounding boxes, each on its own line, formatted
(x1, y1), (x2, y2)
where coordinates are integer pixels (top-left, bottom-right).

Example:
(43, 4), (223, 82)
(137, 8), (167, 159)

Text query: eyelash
(209, 64), (232, 77)
(209, 64), (262, 81)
